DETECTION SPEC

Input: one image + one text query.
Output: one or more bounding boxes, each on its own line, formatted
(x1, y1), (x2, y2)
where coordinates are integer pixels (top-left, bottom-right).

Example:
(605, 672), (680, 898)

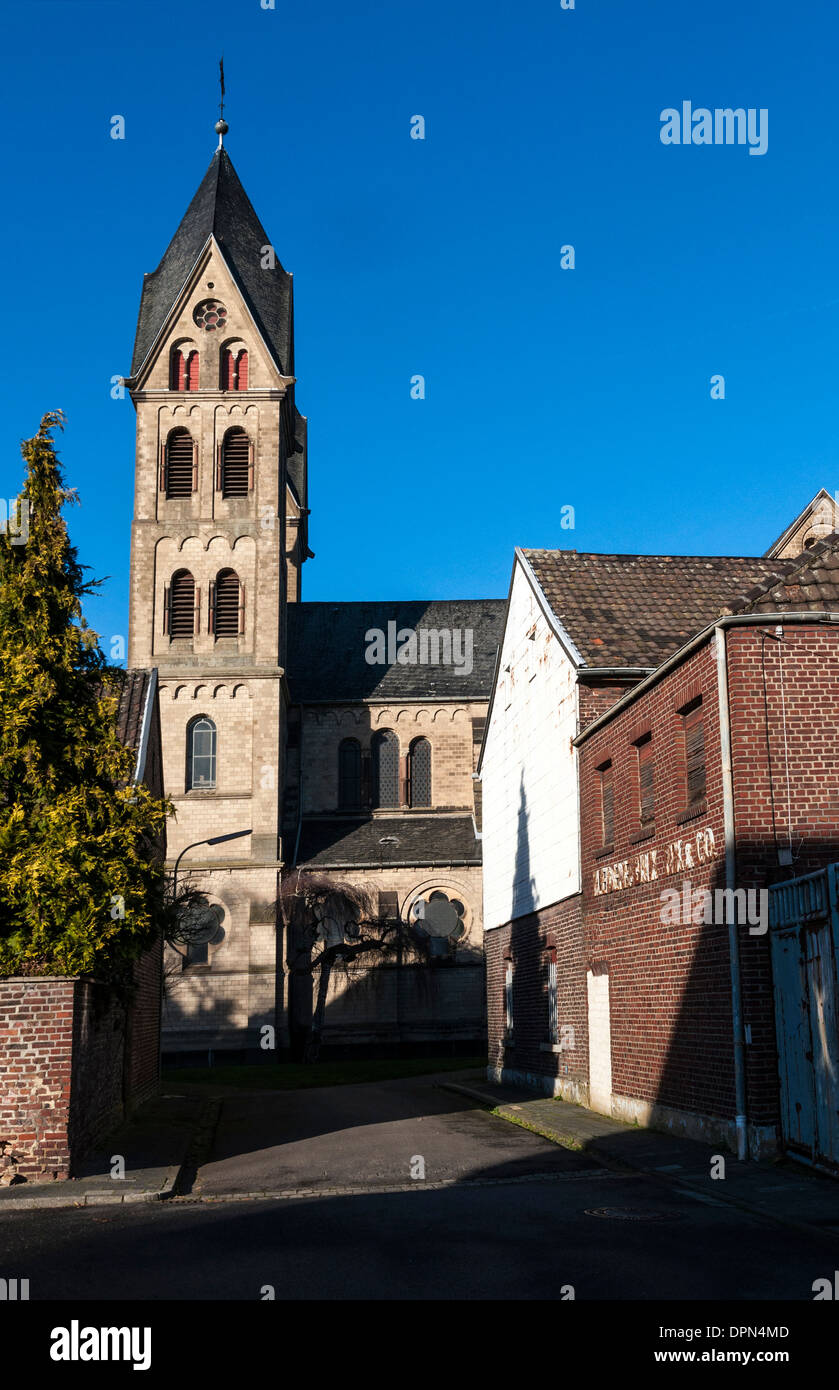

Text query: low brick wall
(0, 977), (76, 1181)
(0, 954), (161, 1183)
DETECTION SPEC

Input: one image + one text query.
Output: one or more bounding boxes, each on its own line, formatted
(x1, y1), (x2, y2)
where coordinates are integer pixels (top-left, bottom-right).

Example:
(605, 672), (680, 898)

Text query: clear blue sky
(4, 0), (838, 654)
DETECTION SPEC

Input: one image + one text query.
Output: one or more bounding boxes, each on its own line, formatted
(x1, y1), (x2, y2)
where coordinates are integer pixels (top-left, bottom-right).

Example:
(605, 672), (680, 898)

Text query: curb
(0, 1164), (183, 1210)
(437, 1080), (839, 1248)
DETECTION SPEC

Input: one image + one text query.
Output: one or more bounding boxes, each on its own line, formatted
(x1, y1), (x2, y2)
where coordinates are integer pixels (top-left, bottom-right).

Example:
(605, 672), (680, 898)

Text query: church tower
(126, 127), (308, 1053)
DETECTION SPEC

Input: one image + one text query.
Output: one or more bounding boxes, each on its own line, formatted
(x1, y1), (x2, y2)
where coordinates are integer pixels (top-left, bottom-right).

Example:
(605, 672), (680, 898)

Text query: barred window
(408, 737), (431, 808)
(372, 730), (399, 809)
(338, 738), (362, 810)
(548, 951), (558, 1044)
(187, 716), (217, 790)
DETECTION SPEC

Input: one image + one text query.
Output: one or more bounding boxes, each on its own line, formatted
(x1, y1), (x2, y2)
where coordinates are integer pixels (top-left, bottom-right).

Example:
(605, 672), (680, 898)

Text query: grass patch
(163, 1055), (485, 1092)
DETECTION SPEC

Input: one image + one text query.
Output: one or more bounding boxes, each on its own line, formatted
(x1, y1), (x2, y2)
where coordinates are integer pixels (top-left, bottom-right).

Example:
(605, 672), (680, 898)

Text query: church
(125, 124), (505, 1059)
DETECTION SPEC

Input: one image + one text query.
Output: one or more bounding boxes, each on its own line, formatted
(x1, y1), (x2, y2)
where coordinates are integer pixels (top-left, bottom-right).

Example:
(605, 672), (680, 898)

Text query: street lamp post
(162, 828), (253, 1076)
(171, 828), (253, 899)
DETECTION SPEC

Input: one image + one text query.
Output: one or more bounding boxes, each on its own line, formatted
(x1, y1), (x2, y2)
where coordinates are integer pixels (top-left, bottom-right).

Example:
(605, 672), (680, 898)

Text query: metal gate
(769, 865), (839, 1169)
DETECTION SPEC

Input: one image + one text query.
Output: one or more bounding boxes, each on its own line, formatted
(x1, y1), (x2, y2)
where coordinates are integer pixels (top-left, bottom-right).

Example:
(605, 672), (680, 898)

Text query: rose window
(409, 891), (467, 955)
(193, 300), (228, 332)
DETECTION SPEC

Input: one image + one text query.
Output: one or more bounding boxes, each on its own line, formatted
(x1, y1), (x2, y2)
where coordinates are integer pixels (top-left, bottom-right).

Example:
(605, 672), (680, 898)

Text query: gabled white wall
(481, 557), (580, 931)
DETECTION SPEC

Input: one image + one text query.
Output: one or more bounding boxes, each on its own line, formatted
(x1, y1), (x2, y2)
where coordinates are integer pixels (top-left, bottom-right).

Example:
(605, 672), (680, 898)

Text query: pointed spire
(215, 57), (228, 148)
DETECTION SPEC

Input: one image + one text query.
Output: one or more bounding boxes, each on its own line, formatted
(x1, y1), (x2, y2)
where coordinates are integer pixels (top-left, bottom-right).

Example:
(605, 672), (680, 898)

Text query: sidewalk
(0, 1093), (203, 1210)
(438, 1074), (839, 1244)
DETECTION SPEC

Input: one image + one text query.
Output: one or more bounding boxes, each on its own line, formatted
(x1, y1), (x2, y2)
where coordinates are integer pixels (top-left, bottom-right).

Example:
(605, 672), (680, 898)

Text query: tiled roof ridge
(733, 532), (839, 613)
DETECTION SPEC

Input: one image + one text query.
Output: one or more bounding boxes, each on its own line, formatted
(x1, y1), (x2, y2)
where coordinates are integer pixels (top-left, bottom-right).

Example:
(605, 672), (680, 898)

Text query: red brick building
(481, 510), (839, 1160)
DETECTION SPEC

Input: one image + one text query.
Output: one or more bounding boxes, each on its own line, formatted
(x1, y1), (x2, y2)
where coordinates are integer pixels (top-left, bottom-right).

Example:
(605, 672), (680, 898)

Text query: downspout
(293, 704), (304, 867)
(715, 625), (748, 1161)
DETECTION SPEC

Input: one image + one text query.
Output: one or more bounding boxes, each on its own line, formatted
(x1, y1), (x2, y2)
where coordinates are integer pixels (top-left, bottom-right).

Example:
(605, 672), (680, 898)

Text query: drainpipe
(714, 624), (748, 1161)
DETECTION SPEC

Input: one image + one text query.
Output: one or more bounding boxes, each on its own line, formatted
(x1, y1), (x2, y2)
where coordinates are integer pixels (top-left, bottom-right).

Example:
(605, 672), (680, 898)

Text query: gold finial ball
(215, 119), (229, 136)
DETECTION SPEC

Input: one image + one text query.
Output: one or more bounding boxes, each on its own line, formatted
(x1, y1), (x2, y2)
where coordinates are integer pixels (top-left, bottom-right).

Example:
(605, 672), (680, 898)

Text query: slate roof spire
(130, 146), (293, 379)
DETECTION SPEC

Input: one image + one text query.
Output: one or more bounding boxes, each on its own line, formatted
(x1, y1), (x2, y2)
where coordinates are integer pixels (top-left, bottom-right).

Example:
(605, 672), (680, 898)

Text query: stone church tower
(126, 133), (308, 1053)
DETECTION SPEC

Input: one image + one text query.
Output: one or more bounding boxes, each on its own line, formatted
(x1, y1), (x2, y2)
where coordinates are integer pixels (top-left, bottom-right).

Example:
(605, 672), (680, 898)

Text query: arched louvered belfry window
(372, 730), (399, 809)
(210, 568), (244, 638)
(338, 738), (362, 810)
(170, 346), (199, 391)
(187, 716), (217, 791)
(222, 346), (249, 391)
(162, 428), (196, 498)
(217, 428), (252, 498)
(164, 569), (197, 639)
(408, 737), (432, 808)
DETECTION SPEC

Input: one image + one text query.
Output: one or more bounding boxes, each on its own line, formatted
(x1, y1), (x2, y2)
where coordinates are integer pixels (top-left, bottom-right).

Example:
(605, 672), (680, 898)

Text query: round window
(193, 299), (228, 332)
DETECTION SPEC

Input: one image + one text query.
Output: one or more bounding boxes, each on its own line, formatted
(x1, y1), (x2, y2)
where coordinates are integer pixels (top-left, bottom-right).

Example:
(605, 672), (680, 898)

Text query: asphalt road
(2, 1075), (837, 1300)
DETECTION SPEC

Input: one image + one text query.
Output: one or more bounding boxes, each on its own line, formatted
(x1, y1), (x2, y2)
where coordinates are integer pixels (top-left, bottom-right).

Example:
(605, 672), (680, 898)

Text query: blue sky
(3, 0), (838, 653)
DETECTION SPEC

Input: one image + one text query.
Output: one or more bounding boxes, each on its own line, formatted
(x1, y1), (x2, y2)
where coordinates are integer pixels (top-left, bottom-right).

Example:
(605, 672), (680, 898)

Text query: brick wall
(0, 964), (164, 1184)
(726, 624), (839, 1127)
(0, 978), (75, 1182)
(578, 641), (734, 1126)
(485, 895), (587, 1100)
(125, 938), (162, 1109)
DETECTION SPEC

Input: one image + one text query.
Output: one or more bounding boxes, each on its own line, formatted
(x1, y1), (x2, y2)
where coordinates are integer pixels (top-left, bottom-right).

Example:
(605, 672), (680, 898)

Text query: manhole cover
(584, 1206), (681, 1222)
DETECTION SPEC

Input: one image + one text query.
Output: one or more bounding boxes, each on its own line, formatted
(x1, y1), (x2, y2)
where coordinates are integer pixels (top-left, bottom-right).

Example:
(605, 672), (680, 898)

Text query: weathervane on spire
(215, 57), (228, 148)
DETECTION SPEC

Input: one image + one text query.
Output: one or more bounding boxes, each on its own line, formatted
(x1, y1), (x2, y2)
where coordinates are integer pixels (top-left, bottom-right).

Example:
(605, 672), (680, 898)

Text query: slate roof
(286, 600), (506, 702)
(110, 668), (156, 783)
(131, 149), (293, 378)
(296, 815), (482, 868)
(733, 534), (839, 614)
(522, 549), (790, 669)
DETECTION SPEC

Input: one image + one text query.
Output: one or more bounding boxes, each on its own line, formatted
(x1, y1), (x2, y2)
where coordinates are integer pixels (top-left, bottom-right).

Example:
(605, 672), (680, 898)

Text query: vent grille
(222, 430), (250, 497)
(167, 432), (194, 497)
(214, 570), (240, 638)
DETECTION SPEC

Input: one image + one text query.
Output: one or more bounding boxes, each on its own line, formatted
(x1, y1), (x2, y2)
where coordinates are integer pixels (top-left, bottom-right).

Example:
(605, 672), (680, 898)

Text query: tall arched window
(408, 737), (431, 807)
(164, 569), (196, 639)
(217, 428), (252, 497)
(372, 730), (399, 809)
(170, 346), (199, 391)
(162, 429), (196, 497)
(210, 569), (243, 638)
(187, 716), (217, 790)
(222, 346), (249, 391)
(338, 738), (362, 810)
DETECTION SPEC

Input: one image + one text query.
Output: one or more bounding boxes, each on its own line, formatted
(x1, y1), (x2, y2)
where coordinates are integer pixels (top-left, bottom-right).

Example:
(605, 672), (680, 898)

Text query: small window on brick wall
(635, 732), (654, 825)
(547, 950), (558, 1044)
(682, 698), (706, 806)
(598, 760), (614, 847)
(504, 960), (514, 1035)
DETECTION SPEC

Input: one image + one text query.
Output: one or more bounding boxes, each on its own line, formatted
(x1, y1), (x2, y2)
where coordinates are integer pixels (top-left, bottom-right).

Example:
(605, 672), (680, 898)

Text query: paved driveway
(195, 1072), (597, 1195)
